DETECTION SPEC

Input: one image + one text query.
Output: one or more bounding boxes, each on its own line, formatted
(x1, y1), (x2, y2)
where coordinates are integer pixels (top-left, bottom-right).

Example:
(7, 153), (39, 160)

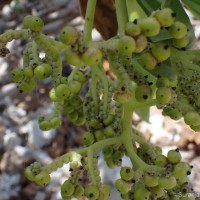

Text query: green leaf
(136, 0), (161, 15)
(182, 0), (200, 19)
(135, 107), (150, 122)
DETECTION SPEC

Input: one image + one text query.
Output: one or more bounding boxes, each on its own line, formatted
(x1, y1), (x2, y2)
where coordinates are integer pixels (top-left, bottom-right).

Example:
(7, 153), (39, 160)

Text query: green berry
(135, 84), (153, 102)
(172, 35), (190, 49)
(64, 47), (82, 66)
(134, 183), (151, 200)
(17, 79), (36, 93)
(151, 43), (171, 62)
(184, 110), (200, 126)
(74, 184), (85, 198)
(167, 149), (182, 164)
(55, 84), (70, 100)
(61, 180), (75, 198)
(155, 154), (167, 167)
(34, 64), (51, 79)
(125, 21), (141, 37)
(120, 166), (134, 181)
(50, 117), (61, 128)
(23, 66), (34, 79)
(23, 15), (44, 32)
(115, 179), (132, 194)
(154, 8), (176, 27)
(82, 132), (94, 146)
(59, 26), (79, 45)
(82, 47), (102, 67)
(139, 17), (161, 37)
(150, 186), (166, 198)
(156, 87), (172, 104)
(49, 88), (62, 102)
(134, 35), (148, 53)
(11, 69), (24, 82)
(158, 176), (177, 189)
(84, 185), (100, 200)
(39, 120), (52, 131)
(118, 35), (136, 54)
(139, 52), (157, 70)
(68, 80), (82, 94)
(169, 21), (188, 39)
(144, 173), (159, 187)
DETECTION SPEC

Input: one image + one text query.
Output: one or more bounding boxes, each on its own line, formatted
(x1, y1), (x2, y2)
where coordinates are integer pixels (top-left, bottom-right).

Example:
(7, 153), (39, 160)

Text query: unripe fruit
(23, 66), (34, 78)
(134, 184), (151, 200)
(139, 52), (157, 70)
(118, 35), (136, 54)
(74, 184), (84, 198)
(151, 43), (171, 62)
(184, 110), (200, 126)
(167, 149), (182, 164)
(135, 84), (153, 102)
(82, 132), (94, 146)
(39, 120), (52, 131)
(17, 79), (36, 92)
(55, 84), (70, 100)
(156, 87), (172, 104)
(82, 47), (102, 67)
(59, 26), (79, 45)
(50, 117), (61, 128)
(23, 15), (44, 32)
(68, 80), (82, 94)
(115, 179), (132, 194)
(139, 17), (161, 37)
(172, 35), (190, 49)
(169, 21), (188, 39)
(49, 88), (62, 102)
(113, 89), (133, 104)
(144, 173), (159, 187)
(34, 64), (51, 79)
(156, 77), (170, 87)
(11, 69), (24, 82)
(61, 180), (75, 198)
(84, 185), (100, 200)
(125, 22), (141, 37)
(154, 8), (176, 27)
(158, 176), (177, 189)
(134, 35), (148, 53)
(120, 166), (134, 181)
(155, 154), (167, 167)
(150, 186), (166, 198)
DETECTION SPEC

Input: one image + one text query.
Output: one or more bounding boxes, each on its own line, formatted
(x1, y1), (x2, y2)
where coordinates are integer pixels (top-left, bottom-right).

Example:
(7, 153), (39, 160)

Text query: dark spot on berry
(172, 12), (176, 18)
(143, 95), (148, 99)
(164, 45), (169, 50)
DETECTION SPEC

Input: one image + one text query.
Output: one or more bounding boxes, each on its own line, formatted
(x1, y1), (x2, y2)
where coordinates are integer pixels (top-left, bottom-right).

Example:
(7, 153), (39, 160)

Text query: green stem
(92, 65), (109, 113)
(115, 0), (129, 35)
(121, 102), (149, 170)
(87, 149), (97, 185)
(90, 70), (98, 112)
(83, 0), (97, 45)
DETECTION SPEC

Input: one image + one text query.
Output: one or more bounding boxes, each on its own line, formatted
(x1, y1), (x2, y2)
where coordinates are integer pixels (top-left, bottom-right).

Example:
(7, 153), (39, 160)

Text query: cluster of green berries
(115, 148), (194, 200)
(0, 6), (198, 199)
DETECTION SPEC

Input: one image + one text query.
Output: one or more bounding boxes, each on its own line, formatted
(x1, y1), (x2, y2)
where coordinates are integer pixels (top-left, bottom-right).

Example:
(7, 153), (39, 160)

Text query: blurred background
(0, 0), (200, 199)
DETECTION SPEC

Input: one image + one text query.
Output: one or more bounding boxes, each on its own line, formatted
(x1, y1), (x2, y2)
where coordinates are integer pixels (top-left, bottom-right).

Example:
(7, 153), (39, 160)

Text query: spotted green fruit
(151, 43), (171, 62)
(169, 21), (188, 39)
(139, 52), (157, 70)
(55, 84), (70, 100)
(84, 185), (100, 200)
(23, 15), (44, 32)
(172, 35), (190, 49)
(11, 69), (24, 82)
(125, 22), (141, 37)
(59, 26), (79, 45)
(34, 172), (51, 186)
(184, 110), (200, 126)
(156, 87), (172, 104)
(34, 64), (51, 79)
(154, 8), (176, 27)
(139, 17), (161, 37)
(118, 35), (136, 54)
(61, 180), (75, 199)
(158, 176), (177, 190)
(167, 149), (182, 164)
(135, 84), (153, 102)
